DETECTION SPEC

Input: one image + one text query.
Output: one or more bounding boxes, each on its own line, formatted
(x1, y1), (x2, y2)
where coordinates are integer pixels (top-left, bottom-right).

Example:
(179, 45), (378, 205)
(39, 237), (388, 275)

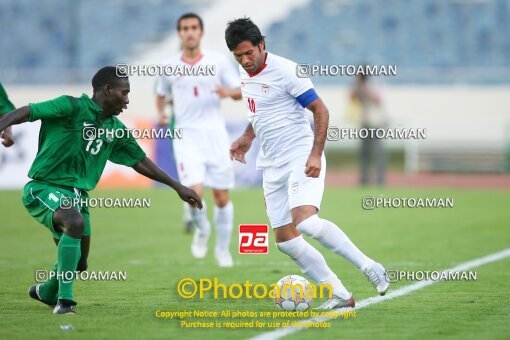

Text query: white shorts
(172, 128), (235, 189)
(263, 153), (326, 228)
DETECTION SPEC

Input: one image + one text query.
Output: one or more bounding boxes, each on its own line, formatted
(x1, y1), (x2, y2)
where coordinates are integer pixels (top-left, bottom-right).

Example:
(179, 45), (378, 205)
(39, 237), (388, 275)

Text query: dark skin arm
(305, 98), (329, 178)
(132, 157), (203, 209)
(1, 126), (14, 147)
(0, 106), (30, 146)
(0, 106), (30, 132)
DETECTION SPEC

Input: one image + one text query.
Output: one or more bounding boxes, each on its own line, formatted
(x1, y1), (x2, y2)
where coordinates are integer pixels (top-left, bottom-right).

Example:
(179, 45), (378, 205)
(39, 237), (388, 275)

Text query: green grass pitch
(0, 186), (509, 339)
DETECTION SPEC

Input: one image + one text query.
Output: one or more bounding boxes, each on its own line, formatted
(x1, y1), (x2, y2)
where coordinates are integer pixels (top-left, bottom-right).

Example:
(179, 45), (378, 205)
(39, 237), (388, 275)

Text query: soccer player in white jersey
(156, 13), (242, 267)
(225, 18), (390, 309)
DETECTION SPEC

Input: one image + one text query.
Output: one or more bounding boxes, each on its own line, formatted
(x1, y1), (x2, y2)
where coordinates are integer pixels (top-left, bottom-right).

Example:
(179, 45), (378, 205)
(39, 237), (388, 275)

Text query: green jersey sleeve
(28, 95), (75, 121)
(109, 133), (147, 166)
(0, 83), (15, 116)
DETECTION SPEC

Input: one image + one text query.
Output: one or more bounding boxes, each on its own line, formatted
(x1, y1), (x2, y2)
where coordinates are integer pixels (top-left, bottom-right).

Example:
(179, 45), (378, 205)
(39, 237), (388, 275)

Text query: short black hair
(177, 13), (203, 31)
(225, 17), (265, 51)
(92, 66), (127, 92)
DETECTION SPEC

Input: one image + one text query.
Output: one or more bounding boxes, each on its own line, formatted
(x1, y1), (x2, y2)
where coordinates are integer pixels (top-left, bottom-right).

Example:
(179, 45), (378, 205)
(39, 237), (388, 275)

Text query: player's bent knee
(296, 214), (322, 238)
(54, 208), (85, 238)
(212, 190), (229, 207)
(291, 205), (318, 226)
(215, 198), (229, 208)
(273, 224), (300, 243)
(66, 218), (84, 238)
(276, 235), (306, 258)
(60, 213), (85, 238)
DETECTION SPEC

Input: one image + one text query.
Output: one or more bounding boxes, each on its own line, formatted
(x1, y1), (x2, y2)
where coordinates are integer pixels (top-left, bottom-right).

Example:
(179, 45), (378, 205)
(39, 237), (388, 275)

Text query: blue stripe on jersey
(296, 88), (319, 107)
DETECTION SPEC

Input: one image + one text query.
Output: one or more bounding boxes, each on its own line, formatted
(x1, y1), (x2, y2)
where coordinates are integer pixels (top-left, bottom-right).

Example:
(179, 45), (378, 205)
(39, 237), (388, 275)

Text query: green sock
(39, 262), (58, 304)
(57, 234), (81, 302)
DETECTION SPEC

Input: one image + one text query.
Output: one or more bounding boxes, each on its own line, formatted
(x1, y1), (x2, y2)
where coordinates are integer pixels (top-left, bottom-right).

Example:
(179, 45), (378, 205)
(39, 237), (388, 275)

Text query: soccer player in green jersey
(0, 66), (202, 314)
(0, 83), (15, 146)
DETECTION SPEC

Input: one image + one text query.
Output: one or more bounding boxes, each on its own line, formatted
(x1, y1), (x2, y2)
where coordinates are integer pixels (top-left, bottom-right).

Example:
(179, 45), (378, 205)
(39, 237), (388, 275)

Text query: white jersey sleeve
(284, 62), (314, 99)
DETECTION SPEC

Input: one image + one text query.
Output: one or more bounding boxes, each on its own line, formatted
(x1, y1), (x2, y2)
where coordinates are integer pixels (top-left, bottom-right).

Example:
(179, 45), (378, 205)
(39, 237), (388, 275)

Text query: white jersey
(156, 50), (240, 130)
(239, 52), (318, 169)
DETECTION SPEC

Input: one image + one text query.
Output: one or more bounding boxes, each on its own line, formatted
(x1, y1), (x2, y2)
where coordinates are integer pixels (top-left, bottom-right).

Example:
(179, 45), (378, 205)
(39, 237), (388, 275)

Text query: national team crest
(262, 84), (269, 95)
(105, 134), (114, 143)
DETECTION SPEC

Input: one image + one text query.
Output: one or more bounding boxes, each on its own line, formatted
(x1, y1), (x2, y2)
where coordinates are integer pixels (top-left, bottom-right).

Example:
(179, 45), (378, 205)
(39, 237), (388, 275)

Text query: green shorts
(22, 180), (91, 239)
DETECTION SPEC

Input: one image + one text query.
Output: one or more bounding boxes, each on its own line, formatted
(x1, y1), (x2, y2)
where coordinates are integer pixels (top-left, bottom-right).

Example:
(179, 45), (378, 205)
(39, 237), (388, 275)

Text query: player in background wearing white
(156, 13), (242, 267)
(225, 18), (389, 309)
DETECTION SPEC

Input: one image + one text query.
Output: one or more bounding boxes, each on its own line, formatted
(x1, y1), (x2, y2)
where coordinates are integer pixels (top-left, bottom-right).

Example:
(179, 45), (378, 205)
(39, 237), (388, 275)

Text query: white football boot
(314, 293), (355, 310)
(363, 262), (390, 295)
(191, 231), (209, 259)
(215, 249), (234, 267)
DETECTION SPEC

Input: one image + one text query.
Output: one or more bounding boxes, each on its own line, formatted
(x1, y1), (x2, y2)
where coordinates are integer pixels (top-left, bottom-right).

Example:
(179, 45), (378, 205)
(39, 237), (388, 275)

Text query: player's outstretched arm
(0, 126), (14, 147)
(305, 98), (329, 178)
(229, 88), (243, 100)
(132, 157), (203, 209)
(0, 106), (30, 132)
(0, 106), (30, 147)
(230, 123), (255, 163)
(215, 86), (242, 100)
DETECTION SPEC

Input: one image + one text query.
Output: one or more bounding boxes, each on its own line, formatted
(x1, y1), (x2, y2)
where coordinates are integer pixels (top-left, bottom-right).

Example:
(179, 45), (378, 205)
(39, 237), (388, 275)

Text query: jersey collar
(82, 93), (106, 122)
(248, 52), (268, 77)
(180, 53), (203, 65)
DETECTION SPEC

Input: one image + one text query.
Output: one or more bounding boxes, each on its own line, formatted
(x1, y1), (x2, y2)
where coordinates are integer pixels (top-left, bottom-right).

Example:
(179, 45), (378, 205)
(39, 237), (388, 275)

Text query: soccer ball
(274, 275), (313, 311)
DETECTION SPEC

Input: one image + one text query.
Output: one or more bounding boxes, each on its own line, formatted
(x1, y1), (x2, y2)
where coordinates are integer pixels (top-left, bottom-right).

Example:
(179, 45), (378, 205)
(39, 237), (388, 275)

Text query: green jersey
(27, 93), (146, 191)
(0, 83), (16, 115)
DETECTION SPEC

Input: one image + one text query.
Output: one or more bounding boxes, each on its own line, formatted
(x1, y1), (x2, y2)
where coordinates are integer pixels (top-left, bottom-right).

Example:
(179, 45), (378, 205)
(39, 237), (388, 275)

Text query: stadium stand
(266, 0), (510, 83)
(1, 0), (509, 84)
(0, 0), (211, 83)
(0, 0), (510, 83)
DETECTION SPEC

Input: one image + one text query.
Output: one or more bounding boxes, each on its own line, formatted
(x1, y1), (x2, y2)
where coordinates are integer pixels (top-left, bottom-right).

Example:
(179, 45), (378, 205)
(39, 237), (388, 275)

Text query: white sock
(191, 200), (210, 236)
(277, 235), (351, 299)
(297, 214), (375, 270)
(183, 203), (192, 223)
(214, 201), (234, 253)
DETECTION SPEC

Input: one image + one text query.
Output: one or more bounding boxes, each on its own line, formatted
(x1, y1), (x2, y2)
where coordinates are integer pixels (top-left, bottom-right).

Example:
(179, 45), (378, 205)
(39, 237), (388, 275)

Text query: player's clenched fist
(305, 153), (321, 178)
(176, 184), (203, 209)
(1, 126), (14, 147)
(230, 135), (253, 164)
